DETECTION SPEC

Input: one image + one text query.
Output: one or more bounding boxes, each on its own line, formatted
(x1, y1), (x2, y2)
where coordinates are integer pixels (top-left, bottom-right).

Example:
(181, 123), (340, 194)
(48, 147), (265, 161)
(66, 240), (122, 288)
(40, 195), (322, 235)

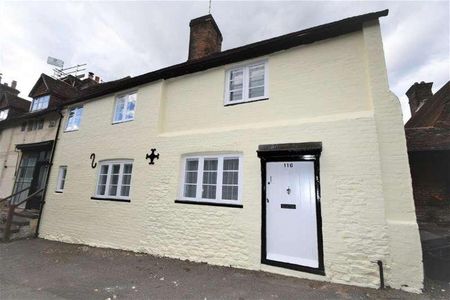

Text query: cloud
(0, 1), (448, 123)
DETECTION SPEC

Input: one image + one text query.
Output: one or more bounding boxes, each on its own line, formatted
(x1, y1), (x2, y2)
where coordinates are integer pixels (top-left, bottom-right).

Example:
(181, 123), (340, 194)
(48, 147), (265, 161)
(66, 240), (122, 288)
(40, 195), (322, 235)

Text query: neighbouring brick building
(405, 81), (450, 208)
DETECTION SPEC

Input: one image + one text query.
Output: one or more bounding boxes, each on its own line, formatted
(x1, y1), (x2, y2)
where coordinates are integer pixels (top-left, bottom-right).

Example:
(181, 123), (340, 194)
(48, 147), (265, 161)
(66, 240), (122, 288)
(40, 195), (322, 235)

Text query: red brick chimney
(188, 14), (222, 60)
(406, 81), (433, 116)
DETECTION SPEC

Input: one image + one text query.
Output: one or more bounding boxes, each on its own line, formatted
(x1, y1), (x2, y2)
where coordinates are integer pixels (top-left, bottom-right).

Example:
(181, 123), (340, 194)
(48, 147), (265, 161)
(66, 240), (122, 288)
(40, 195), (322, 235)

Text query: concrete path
(0, 239), (448, 299)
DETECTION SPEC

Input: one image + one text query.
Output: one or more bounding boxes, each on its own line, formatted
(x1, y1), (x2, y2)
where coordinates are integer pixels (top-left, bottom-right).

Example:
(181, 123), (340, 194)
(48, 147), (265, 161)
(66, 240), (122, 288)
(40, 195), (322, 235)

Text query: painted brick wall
(39, 22), (423, 292)
(0, 114), (59, 197)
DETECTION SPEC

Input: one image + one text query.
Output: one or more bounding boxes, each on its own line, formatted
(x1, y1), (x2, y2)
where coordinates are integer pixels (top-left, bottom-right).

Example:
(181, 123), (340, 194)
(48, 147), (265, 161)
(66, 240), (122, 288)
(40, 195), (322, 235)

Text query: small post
(3, 204), (15, 242)
(377, 260), (385, 289)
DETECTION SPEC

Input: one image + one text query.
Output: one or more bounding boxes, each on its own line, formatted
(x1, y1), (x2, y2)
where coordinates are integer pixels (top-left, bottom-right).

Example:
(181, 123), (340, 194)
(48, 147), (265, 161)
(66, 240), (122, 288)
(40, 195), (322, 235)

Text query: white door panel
(266, 161), (319, 268)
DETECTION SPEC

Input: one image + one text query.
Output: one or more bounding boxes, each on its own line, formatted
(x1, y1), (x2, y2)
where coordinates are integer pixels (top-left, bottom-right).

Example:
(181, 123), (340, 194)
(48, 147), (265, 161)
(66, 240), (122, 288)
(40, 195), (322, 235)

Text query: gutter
(35, 108), (64, 237)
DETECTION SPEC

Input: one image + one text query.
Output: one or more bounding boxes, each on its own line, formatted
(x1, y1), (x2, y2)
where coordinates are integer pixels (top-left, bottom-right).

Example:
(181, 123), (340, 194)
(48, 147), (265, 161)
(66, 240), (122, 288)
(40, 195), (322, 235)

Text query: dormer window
(0, 109), (9, 121)
(30, 95), (50, 112)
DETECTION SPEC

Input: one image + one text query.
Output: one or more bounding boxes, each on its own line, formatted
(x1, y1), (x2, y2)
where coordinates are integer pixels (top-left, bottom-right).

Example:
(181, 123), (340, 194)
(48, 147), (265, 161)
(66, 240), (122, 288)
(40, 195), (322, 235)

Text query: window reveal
(225, 61), (267, 105)
(113, 92), (137, 123)
(181, 155), (242, 204)
(95, 160), (133, 200)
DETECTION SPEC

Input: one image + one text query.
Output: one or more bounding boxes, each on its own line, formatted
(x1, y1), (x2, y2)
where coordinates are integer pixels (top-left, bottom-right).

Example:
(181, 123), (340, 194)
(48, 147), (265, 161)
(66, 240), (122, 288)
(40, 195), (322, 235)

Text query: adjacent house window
(65, 106), (83, 131)
(30, 95), (50, 112)
(0, 109), (9, 121)
(26, 119), (45, 131)
(94, 160), (133, 201)
(224, 61), (268, 105)
(56, 166), (67, 192)
(37, 119), (44, 129)
(113, 92), (136, 123)
(179, 155), (242, 205)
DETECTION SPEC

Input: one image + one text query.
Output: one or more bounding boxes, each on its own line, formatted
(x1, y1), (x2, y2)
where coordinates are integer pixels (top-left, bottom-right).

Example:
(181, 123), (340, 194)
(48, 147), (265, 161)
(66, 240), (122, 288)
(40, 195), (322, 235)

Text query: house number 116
(284, 163), (293, 168)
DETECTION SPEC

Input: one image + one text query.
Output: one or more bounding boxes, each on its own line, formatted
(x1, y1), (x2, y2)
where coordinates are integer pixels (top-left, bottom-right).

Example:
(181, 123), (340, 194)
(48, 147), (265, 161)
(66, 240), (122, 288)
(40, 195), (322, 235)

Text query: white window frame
(65, 106), (84, 132)
(179, 154), (243, 205)
(224, 60), (268, 105)
(94, 160), (133, 200)
(30, 95), (50, 112)
(112, 91), (137, 124)
(0, 109), (9, 121)
(56, 166), (67, 192)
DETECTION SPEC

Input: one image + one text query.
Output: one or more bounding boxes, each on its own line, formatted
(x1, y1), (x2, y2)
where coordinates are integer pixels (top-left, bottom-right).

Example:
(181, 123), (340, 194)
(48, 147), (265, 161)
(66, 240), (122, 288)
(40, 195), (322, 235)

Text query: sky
(0, 1), (449, 122)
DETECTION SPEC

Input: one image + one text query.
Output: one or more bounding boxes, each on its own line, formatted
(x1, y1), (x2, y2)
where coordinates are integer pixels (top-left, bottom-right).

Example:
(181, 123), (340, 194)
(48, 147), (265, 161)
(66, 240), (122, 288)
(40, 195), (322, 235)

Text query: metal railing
(0, 187), (30, 205)
(2, 188), (44, 242)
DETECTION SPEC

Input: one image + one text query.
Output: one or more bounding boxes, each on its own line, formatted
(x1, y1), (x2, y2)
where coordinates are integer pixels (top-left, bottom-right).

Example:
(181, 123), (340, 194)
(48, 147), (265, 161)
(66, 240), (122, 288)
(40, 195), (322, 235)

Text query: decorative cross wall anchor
(146, 148), (160, 165)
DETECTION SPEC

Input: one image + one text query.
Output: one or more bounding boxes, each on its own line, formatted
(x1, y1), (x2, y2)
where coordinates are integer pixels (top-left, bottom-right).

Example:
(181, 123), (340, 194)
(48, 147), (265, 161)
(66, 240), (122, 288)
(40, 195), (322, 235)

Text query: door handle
(266, 198), (269, 203)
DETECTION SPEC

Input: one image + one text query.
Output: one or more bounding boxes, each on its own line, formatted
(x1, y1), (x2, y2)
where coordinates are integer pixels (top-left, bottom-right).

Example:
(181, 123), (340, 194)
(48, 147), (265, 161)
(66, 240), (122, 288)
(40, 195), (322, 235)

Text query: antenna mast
(208, 0), (212, 14)
(47, 56), (86, 80)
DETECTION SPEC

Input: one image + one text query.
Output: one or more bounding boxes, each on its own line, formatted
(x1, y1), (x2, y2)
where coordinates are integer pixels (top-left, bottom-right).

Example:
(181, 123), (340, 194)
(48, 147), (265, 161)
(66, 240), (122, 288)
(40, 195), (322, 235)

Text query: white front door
(266, 161), (319, 268)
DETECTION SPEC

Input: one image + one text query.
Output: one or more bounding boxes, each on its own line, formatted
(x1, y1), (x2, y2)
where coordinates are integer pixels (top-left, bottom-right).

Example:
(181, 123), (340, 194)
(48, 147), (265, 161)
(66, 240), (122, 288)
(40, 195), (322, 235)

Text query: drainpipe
(35, 109), (64, 237)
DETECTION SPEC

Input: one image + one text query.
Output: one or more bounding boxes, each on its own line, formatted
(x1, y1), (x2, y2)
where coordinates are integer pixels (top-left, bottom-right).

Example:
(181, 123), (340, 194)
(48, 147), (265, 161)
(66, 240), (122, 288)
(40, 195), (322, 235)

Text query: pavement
(0, 239), (449, 300)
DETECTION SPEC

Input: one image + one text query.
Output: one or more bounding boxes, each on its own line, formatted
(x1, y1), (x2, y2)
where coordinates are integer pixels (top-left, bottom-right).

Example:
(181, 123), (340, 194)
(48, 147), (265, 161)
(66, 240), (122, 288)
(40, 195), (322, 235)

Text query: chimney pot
(188, 14), (222, 60)
(11, 80), (17, 90)
(94, 76), (100, 83)
(406, 81), (433, 116)
(88, 72), (94, 79)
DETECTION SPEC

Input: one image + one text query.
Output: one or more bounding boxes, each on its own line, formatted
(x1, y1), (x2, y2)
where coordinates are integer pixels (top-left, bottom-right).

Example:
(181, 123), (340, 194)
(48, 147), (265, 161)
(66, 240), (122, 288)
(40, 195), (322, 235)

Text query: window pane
(202, 158), (218, 199)
(249, 65), (264, 85)
(222, 186), (238, 200)
(230, 69), (243, 82)
(97, 184), (106, 195)
(222, 171), (238, 185)
(120, 186), (130, 197)
(223, 158), (239, 170)
(66, 107), (83, 131)
(185, 172), (197, 184)
(109, 184), (118, 196)
(229, 69), (243, 102)
(114, 98), (125, 122)
(249, 86), (264, 98)
(99, 174), (107, 185)
(100, 165), (109, 175)
(202, 185), (217, 199)
(203, 159), (218, 171)
(123, 164), (133, 174)
(122, 174), (131, 185)
(202, 171), (217, 184)
(184, 159), (198, 198)
(186, 159), (198, 171)
(230, 90), (243, 101)
(184, 184), (196, 198)
(126, 96), (136, 120)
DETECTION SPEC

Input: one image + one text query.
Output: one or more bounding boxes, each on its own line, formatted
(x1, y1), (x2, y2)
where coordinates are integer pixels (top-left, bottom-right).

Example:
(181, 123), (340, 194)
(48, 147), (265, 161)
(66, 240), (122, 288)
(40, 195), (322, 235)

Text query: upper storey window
(30, 95), (50, 112)
(113, 92), (137, 124)
(224, 61), (268, 105)
(65, 106), (83, 132)
(0, 109), (9, 121)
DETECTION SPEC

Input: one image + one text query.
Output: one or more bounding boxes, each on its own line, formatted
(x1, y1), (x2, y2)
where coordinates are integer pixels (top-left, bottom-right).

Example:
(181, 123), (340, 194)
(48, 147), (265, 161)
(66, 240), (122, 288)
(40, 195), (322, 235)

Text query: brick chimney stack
(188, 14), (222, 60)
(406, 81), (433, 116)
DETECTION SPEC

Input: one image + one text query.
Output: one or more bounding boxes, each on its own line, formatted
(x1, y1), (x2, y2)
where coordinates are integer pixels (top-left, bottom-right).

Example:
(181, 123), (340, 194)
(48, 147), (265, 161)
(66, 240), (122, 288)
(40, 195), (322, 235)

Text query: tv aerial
(47, 56), (87, 80)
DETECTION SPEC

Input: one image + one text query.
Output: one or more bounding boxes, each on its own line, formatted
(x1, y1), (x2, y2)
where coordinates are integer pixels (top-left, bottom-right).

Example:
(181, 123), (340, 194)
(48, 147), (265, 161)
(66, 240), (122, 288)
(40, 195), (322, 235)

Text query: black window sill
(91, 196), (131, 203)
(55, 191), (63, 193)
(224, 97), (269, 107)
(175, 199), (243, 208)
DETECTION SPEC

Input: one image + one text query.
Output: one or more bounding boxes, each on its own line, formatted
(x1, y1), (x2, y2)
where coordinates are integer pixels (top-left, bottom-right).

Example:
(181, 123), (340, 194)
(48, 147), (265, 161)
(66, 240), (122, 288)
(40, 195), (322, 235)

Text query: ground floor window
(56, 166), (67, 192)
(179, 154), (242, 205)
(94, 160), (133, 201)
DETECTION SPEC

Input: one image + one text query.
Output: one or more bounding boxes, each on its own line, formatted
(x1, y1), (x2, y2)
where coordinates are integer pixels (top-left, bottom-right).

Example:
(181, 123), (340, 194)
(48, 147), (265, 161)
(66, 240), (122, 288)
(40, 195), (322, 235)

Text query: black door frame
(26, 160), (49, 209)
(14, 141), (53, 209)
(257, 142), (325, 275)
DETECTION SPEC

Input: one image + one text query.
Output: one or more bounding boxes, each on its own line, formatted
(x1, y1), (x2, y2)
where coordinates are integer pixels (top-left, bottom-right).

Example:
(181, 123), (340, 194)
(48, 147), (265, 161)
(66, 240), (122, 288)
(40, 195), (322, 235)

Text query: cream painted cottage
(34, 11), (423, 292)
